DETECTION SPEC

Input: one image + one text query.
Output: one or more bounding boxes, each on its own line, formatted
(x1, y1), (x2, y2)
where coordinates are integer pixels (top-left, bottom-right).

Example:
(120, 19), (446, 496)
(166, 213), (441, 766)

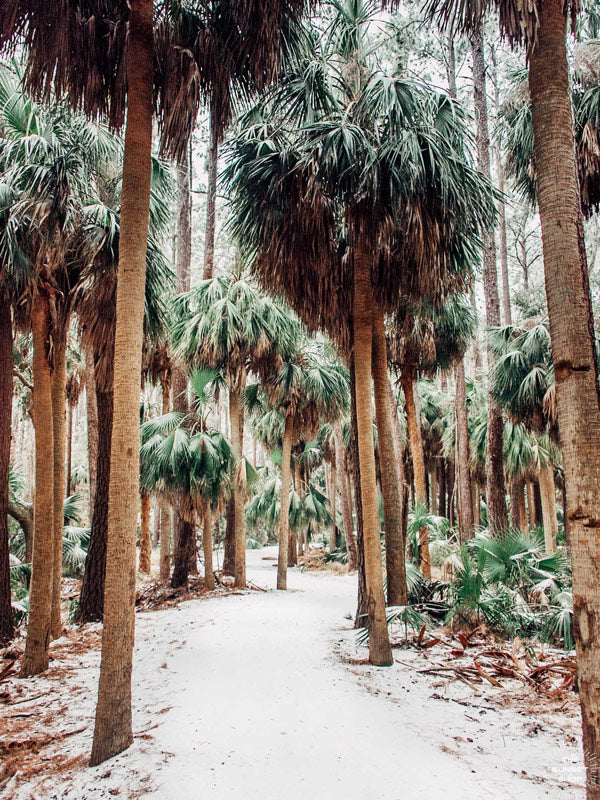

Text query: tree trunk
(454, 359), (474, 543)
(50, 324), (67, 639)
(139, 491), (151, 573)
(529, 5), (600, 789)
(288, 531), (298, 566)
(66, 399), (73, 498)
(85, 342), (98, 514)
(171, 519), (194, 587)
(159, 501), (172, 581)
(202, 506), (215, 590)
(334, 423), (357, 570)
(526, 478), (535, 529)
(350, 358), (367, 626)
(471, 21), (508, 535)
(203, 110), (218, 280)
(372, 311), (407, 605)
(510, 480), (522, 530)
(152, 496), (160, 547)
(472, 480), (481, 527)
(538, 464), (558, 554)
(21, 293), (54, 676)
(328, 462), (337, 551)
(353, 250), (392, 666)
(159, 381), (171, 581)
(223, 497), (235, 575)
(0, 295), (14, 643)
(276, 413), (294, 590)
(400, 366), (431, 580)
(438, 460), (446, 519)
(91, 0), (154, 765)
(76, 386), (112, 622)
(518, 479), (528, 532)
(533, 480), (543, 527)
(230, 385), (246, 588)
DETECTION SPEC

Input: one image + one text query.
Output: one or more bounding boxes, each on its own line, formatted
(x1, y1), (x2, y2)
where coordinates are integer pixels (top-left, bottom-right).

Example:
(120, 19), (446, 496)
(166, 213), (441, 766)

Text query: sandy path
(6, 547), (582, 799)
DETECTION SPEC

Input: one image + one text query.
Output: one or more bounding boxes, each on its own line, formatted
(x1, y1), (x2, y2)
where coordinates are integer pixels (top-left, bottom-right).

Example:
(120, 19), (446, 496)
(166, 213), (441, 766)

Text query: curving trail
(18, 547), (579, 799)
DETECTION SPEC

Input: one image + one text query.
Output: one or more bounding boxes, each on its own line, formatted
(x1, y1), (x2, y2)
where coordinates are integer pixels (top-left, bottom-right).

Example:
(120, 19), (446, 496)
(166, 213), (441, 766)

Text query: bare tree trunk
(350, 358), (367, 627)
(277, 414), (294, 590)
(526, 478), (535, 529)
(91, 0), (154, 764)
(471, 21), (508, 535)
(510, 480), (522, 530)
(454, 359), (474, 542)
(472, 480), (481, 527)
(400, 366), (431, 579)
(21, 294), (54, 676)
(0, 295), (14, 643)
(353, 250), (392, 666)
(50, 324), (67, 639)
(223, 496), (235, 575)
(372, 311), (407, 605)
(230, 385), (246, 588)
(159, 502), (172, 581)
(139, 491), (151, 573)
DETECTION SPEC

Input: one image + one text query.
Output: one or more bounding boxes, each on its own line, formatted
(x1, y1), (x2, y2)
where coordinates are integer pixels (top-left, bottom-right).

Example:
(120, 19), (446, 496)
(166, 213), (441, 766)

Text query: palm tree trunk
(328, 462), (337, 551)
(372, 311), (407, 605)
(203, 109), (218, 280)
(159, 501), (172, 581)
(139, 491), (151, 573)
(529, 4), (600, 786)
(349, 357), (368, 627)
(333, 422), (357, 570)
(159, 380), (171, 581)
(66, 400), (73, 498)
(510, 479), (522, 530)
(438, 460), (446, 519)
(0, 295), (14, 643)
(471, 21), (508, 535)
(223, 496), (235, 574)
(203, 506), (215, 590)
(85, 342), (98, 514)
(353, 250), (392, 666)
(295, 462), (304, 557)
(91, 0), (154, 765)
(276, 413), (294, 590)
(538, 464), (558, 554)
(50, 324), (67, 639)
(400, 366), (431, 580)
(472, 480), (481, 527)
(518, 479), (528, 532)
(454, 359), (474, 543)
(152, 497), (160, 547)
(229, 385), (246, 588)
(171, 519), (194, 587)
(76, 384), (112, 622)
(21, 293), (54, 676)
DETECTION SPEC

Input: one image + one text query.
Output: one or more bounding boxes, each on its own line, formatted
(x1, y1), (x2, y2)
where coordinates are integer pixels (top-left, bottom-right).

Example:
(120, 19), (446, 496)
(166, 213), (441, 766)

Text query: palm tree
(173, 276), (297, 588)
(246, 338), (349, 589)
(226, 0), (495, 662)
(140, 375), (234, 590)
(74, 159), (174, 623)
(489, 320), (560, 552)
(426, 0), (600, 787)
(0, 66), (117, 670)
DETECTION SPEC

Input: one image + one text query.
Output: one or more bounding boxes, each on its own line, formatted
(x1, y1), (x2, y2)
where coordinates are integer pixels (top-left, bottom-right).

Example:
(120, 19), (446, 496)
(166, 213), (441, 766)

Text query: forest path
(117, 546), (568, 800)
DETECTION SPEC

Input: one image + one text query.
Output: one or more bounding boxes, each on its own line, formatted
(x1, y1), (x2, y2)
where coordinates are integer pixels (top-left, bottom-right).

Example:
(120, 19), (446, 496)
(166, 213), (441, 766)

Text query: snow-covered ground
(2, 547), (584, 799)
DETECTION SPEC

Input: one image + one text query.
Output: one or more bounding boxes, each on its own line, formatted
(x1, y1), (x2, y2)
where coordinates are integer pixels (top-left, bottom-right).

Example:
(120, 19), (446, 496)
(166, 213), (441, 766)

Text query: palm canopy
(224, 0), (496, 347)
(172, 275), (299, 390)
(488, 320), (556, 437)
(390, 293), (477, 375)
(0, 0), (307, 160)
(246, 338), (350, 441)
(499, 61), (600, 218)
(0, 63), (119, 315)
(246, 471), (331, 533)
(140, 371), (235, 517)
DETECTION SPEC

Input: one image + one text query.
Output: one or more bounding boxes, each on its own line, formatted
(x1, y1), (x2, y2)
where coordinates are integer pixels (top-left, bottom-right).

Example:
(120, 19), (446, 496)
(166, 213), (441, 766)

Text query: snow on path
(9, 547), (583, 799)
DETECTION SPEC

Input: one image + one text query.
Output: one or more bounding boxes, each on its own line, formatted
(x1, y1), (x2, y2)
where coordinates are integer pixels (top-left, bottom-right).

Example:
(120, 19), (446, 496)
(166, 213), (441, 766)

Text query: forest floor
(1, 547), (584, 800)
